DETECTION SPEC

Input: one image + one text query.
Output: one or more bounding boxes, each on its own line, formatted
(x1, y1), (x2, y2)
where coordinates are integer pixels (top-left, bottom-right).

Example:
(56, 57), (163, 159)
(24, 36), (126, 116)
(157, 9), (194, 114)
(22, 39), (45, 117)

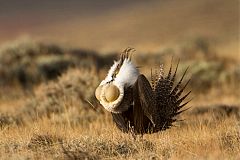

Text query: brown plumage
(96, 49), (191, 135)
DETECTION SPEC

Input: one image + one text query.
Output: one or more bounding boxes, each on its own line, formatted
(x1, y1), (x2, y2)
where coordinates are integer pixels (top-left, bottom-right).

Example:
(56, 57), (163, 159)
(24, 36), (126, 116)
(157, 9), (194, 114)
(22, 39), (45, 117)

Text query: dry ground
(0, 110), (239, 160)
(0, 40), (239, 159)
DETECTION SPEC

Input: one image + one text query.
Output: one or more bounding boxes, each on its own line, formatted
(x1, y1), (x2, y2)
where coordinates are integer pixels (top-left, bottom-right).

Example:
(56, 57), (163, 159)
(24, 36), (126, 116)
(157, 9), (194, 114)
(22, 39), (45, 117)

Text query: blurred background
(0, 0), (239, 54)
(0, 0), (239, 122)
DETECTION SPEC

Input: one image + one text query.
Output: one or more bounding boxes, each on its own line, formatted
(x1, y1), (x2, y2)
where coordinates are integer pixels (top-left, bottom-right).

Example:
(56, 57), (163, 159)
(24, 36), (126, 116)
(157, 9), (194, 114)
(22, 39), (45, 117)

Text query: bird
(95, 48), (191, 135)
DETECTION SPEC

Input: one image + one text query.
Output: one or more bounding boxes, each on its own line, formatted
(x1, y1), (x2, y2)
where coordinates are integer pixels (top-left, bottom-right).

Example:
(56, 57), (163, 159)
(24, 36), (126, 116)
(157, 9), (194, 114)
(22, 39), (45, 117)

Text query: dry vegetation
(0, 38), (117, 89)
(0, 39), (239, 159)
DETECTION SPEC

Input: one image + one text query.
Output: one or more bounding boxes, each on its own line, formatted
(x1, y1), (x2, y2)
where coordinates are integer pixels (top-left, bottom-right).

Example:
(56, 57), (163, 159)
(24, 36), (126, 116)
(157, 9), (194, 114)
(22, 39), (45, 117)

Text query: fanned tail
(153, 60), (191, 131)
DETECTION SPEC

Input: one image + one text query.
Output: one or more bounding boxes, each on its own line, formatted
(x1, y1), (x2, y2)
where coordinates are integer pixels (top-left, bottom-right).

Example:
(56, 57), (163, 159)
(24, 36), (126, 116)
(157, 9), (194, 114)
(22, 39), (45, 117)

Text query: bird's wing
(134, 74), (156, 126)
(154, 61), (191, 130)
(111, 113), (129, 133)
(111, 103), (134, 133)
(111, 75), (157, 134)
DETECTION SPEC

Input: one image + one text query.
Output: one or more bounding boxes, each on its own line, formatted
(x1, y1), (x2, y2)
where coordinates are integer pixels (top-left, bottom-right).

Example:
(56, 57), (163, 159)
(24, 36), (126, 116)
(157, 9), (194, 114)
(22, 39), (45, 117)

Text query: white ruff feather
(115, 59), (139, 87)
(98, 58), (139, 113)
(100, 61), (118, 85)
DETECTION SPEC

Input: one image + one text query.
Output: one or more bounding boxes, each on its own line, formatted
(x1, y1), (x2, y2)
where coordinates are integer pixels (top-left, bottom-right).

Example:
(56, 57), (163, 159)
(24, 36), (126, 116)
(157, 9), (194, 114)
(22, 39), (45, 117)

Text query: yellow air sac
(95, 85), (103, 101)
(105, 84), (120, 102)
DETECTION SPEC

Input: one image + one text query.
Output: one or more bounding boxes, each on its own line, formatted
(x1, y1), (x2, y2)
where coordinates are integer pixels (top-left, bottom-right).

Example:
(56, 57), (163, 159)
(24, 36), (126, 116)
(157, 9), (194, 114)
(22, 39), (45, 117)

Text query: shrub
(0, 39), (114, 88)
(19, 68), (102, 125)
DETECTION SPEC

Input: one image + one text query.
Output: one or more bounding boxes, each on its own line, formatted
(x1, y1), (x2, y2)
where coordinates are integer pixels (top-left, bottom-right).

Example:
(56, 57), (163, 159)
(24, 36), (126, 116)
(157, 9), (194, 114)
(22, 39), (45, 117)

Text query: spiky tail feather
(152, 60), (191, 131)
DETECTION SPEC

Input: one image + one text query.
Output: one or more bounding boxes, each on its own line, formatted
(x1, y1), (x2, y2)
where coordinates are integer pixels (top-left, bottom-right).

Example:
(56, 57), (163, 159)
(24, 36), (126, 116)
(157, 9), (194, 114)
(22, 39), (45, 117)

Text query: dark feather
(135, 74), (156, 126)
(111, 61), (191, 135)
(111, 113), (129, 133)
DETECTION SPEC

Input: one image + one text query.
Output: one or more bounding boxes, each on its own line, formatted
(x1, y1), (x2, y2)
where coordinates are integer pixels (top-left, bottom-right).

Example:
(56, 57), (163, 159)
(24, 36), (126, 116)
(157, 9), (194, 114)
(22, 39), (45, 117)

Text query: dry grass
(0, 111), (239, 160)
(0, 74), (239, 159)
(0, 38), (239, 159)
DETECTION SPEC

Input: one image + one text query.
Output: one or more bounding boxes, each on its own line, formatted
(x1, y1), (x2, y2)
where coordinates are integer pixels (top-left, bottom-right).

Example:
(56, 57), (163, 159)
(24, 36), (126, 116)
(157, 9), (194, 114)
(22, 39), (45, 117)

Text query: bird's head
(95, 48), (139, 113)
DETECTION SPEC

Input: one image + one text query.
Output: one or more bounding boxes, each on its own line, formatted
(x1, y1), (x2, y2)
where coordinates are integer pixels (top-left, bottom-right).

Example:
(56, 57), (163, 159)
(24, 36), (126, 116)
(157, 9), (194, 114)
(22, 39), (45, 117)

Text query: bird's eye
(112, 72), (117, 79)
(95, 85), (103, 101)
(104, 84), (120, 102)
(112, 67), (120, 79)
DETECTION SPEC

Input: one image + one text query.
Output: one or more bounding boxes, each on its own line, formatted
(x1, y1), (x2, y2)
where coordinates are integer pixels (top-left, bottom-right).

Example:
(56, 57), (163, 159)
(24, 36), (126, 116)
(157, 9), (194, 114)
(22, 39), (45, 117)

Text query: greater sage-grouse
(95, 48), (191, 135)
